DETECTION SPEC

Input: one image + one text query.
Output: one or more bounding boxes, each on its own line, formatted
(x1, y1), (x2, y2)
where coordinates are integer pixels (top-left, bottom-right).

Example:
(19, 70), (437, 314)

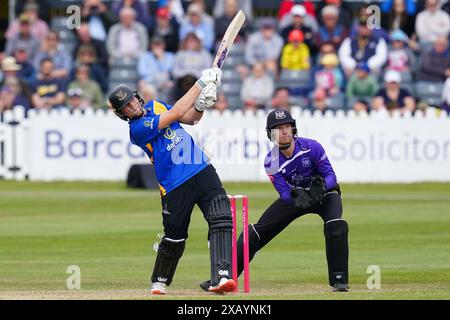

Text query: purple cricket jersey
(264, 137), (338, 203)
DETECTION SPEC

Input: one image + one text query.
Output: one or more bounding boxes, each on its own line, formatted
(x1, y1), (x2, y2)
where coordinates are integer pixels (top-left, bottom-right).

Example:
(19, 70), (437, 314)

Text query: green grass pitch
(0, 181), (449, 300)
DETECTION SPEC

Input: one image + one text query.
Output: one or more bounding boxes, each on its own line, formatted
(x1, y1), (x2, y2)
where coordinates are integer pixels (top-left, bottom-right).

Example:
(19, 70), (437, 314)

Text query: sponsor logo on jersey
(320, 154), (327, 161)
(166, 135), (184, 151)
(144, 119), (154, 129)
(164, 127), (176, 140)
(302, 157), (311, 168)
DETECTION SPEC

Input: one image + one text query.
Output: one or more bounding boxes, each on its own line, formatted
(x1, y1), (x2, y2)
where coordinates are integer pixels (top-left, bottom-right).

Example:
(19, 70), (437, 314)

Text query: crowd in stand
(1, 0), (450, 115)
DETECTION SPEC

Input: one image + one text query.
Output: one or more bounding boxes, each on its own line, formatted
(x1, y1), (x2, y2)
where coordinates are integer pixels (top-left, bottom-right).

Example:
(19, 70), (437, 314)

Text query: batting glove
(194, 83), (217, 112)
(196, 67), (222, 89)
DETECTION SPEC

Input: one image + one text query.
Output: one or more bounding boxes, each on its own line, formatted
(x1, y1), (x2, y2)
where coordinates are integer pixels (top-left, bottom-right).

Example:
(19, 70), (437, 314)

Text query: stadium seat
(227, 96), (242, 110)
(50, 16), (68, 31)
(222, 69), (242, 82)
(327, 94), (346, 110)
(279, 70), (312, 95)
(289, 96), (309, 109)
(415, 81), (444, 106)
(221, 83), (241, 95)
(110, 57), (139, 69)
(110, 69), (139, 81)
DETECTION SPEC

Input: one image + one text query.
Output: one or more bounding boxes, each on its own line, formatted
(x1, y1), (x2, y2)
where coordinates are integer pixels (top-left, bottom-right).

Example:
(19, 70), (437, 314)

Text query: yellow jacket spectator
(281, 30), (310, 70)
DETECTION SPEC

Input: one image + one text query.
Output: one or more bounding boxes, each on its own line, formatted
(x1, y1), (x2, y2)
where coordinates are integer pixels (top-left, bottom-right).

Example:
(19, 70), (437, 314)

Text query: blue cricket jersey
(129, 100), (209, 196)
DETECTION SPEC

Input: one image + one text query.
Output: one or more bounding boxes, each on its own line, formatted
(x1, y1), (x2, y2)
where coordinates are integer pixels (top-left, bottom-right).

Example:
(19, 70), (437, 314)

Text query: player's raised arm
(158, 68), (222, 129)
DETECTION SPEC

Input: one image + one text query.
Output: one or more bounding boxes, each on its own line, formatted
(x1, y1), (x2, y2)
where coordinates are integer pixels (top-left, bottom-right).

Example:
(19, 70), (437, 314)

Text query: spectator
(214, 0), (253, 22)
(213, 92), (229, 112)
(5, 14), (41, 62)
(316, 0), (353, 29)
(415, 0), (450, 44)
(106, 7), (148, 59)
(14, 0), (52, 24)
(179, 3), (214, 52)
(6, 2), (49, 41)
(280, 5), (315, 50)
(281, 30), (311, 71)
(417, 36), (450, 82)
(67, 64), (104, 109)
(441, 76), (450, 112)
(0, 77), (31, 111)
(137, 81), (157, 102)
(215, 0), (247, 43)
(381, 0), (417, 37)
(350, 5), (390, 42)
(172, 32), (212, 99)
(313, 53), (344, 101)
(346, 61), (379, 111)
(315, 5), (348, 51)
(190, 0), (215, 27)
(31, 58), (66, 110)
(311, 88), (331, 113)
(138, 36), (175, 102)
(81, 0), (116, 42)
(149, 7), (180, 53)
(278, 0), (316, 21)
(111, 0), (151, 28)
(14, 46), (36, 83)
(66, 87), (90, 110)
(386, 30), (415, 73)
(339, 16), (388, 77)
(33, 31), (72, 81)
(271, 87), (292, 111)
(245, 18), (284, 76)
(279, 2), (318, 33)
(74, 21), (109, 71)
(372, 70), (415, 113)
(73, 44), (108, 93)
(241, 62), (274, 110)
(0, 56), (32, 102)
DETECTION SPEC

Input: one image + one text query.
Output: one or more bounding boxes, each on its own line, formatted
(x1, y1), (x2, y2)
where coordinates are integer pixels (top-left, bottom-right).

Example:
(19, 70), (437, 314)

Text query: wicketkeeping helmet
(265, 109), (297, 140)
(108, 84), (144, 121)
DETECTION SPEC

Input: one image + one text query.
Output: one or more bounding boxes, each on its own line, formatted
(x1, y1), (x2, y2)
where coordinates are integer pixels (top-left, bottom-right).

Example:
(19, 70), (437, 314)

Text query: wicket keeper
(202, 109), (349, 292)
(108, 68), (236, 294)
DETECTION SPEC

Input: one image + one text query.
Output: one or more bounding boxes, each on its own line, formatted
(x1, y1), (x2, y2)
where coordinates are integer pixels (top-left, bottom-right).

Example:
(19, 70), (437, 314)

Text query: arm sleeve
(338, 37), (357, 70)
(312, 140), (337, 191)
(267, 172), (293, 204)
(264, 156), (293, 203)
(367, 38), (388, 71)
(130, 115), (160, 146)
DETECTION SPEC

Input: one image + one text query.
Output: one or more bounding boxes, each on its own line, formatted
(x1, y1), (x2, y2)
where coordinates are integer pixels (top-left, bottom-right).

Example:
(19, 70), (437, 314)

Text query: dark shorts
(253, 191), (343, 249)
(160, 164), (226, 240)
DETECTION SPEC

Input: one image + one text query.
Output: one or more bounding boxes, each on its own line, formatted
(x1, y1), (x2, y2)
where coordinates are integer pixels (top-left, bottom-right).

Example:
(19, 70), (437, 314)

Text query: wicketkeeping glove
(194, 83), (217, 112)
(195, 67), (222, 89)
(291, 176), (326, 210)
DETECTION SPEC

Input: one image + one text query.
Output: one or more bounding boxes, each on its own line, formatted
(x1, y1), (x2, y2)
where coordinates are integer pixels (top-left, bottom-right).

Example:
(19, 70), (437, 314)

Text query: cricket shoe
(207, 278), (236, 293)
(200, 280), (211, 292)
(333, 283), (349, 292)
(150, 282), (166, 294)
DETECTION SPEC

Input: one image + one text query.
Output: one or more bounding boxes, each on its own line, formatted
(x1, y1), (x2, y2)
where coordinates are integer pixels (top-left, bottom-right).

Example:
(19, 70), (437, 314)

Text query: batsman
(202, 109), (349, 292)
(108, 68), (236, 294)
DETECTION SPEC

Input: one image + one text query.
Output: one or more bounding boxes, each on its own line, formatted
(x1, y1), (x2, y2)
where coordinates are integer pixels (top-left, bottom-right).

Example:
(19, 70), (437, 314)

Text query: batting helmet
(108, 84), (144, 121)
(266, 109), (297, 140)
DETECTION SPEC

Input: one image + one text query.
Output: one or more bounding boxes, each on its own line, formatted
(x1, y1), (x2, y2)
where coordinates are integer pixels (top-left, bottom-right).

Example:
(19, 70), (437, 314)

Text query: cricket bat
(213, 10), (246, 69)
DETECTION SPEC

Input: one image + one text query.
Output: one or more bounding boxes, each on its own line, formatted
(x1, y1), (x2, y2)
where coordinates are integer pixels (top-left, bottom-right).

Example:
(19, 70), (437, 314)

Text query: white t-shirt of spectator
(118, 28), (141, 57)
